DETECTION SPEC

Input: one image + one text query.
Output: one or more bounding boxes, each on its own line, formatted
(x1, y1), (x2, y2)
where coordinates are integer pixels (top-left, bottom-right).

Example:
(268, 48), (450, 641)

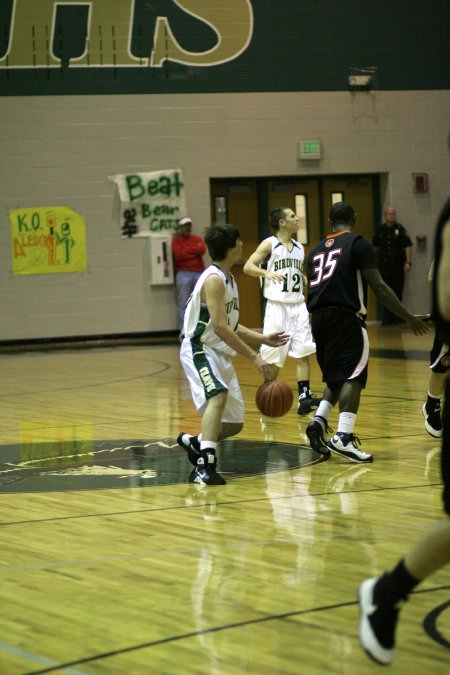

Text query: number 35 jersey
(306, 230), (377, 318)
(263, 236), (305, 304)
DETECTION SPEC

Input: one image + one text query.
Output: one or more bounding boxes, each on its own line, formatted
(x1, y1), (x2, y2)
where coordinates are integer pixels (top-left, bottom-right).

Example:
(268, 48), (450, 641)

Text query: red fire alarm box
(412, 173), (429, 193)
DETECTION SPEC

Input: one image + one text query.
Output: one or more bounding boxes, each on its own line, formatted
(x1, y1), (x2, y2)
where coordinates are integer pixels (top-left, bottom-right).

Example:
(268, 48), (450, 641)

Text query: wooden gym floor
(0, 323), (448, 674)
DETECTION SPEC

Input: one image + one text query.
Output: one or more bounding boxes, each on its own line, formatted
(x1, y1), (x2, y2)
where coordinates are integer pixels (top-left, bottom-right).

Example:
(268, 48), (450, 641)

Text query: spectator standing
(372, 207), (413, 325)
(172, 217), (206, 337)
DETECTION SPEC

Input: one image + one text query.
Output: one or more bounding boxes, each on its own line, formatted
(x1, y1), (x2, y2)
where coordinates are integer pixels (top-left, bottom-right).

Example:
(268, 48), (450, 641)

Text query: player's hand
(265, 271), (286, 283)
(407, 316), (430, 335)
(254, 356), (276, 380)
(262, 331), (290, 347)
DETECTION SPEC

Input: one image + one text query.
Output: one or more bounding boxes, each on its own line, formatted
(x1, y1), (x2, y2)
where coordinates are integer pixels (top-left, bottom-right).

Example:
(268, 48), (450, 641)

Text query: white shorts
(180, 340), (244, 424)
(260, 300), (316, 367)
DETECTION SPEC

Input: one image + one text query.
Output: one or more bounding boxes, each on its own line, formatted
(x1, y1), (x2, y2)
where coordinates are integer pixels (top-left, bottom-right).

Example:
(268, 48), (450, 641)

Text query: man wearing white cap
(172, 217), (206, 338)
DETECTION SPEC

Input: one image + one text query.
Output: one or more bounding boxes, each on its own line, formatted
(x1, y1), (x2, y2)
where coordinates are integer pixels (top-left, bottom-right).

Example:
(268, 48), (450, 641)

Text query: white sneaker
(327, 432), (373, 463)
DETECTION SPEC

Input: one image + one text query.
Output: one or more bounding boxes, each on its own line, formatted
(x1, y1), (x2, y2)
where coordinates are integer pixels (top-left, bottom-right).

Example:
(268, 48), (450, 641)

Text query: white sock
(316, 400), (332, 420)
(200, 441), (217, 452)
(337, 412), (356, 435)
(427, 391), (440, 399)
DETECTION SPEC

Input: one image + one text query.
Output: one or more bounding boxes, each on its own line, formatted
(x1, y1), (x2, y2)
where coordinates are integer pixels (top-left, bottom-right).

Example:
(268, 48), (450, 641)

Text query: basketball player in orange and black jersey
(305, 202), (427, 463)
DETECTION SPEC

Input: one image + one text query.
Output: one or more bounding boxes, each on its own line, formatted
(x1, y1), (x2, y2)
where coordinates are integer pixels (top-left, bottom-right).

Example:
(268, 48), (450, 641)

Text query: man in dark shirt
(372, 207), (413, 325)
(305, 202), (427, 463)
(358, 196), (450, 666)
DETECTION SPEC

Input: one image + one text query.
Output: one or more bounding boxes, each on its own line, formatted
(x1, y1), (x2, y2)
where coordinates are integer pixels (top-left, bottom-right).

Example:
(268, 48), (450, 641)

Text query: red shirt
(172, 233), (206, 272)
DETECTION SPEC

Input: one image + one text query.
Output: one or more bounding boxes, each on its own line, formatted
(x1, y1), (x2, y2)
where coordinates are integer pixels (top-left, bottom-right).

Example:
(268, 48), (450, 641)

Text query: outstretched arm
(236, 325), (289, 349)
(362, 267), (428, 335)
(204, 275), (286, 380)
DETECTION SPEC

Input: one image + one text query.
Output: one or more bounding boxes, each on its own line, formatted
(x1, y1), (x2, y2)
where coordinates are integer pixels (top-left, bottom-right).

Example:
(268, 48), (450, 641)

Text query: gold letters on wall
(0, 0), (254, 69)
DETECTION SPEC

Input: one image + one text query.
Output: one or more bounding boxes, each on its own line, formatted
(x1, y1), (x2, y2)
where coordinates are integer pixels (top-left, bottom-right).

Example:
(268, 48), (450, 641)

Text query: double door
(210, 175), (379, 327)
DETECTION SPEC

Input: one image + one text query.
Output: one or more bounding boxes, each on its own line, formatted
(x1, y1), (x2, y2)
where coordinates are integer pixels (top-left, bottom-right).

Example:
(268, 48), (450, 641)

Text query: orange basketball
(255, 379), (294, 417)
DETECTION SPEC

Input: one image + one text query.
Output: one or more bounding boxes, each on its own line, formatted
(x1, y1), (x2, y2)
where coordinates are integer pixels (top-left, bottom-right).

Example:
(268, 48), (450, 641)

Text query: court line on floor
(0, 480), (443, 528)
(0, 641), (87, 675)
(22, 585), (450, 674)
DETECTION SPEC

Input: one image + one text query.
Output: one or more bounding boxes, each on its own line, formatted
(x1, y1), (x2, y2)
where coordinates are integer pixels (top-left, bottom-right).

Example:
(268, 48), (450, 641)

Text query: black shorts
(311, 309), (369, 388)
(442, 378), (450, 516)
(430, 334), (450, 373)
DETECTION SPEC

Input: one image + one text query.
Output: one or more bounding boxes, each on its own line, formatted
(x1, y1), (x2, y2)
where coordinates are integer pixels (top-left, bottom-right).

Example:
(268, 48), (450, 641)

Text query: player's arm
(362, 267), (428, 335)
(203, 275), (277, 379)
(437, 217), (450, 320)
(243, 240), (285, 283)
(236, 324), (289, 349)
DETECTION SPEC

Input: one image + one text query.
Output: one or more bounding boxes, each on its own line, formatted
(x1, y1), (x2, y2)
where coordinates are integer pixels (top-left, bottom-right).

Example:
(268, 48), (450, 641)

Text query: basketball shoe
(297, 391), (321, 415)
(422, 401), (442, 438)
(189, 450), (226, 486)
(358, 577), (402, 665)
(306, 416), (331, 456)
(327, 432), (373, 463)
(177, 432), (200, 466)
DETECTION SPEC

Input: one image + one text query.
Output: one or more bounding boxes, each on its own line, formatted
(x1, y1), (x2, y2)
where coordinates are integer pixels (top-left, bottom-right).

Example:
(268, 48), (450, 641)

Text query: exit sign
(298, 140), (321, 160)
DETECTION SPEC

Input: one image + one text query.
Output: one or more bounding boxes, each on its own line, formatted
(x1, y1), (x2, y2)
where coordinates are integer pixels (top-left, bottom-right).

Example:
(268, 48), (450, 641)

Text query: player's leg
(218, 421), (244, 439)
(289, 303), (320, 414)
(306, 310), (338, 452)
(359, 379), (450, 664)
(423, 335), (448, 437)
(178, 344), (230, 484)
(259, 301), (288, 377)
(195, 361), (246, 485)
(326, 380), (373, 463)
(182, 391), (227, 486)
(324, 312), (372, 462)
(306, 383), (339, 454)
(296, 355), (321, 414)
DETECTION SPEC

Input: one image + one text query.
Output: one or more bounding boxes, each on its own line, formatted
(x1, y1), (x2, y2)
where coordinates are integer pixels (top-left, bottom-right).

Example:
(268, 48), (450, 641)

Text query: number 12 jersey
(263, 236), (305, 304)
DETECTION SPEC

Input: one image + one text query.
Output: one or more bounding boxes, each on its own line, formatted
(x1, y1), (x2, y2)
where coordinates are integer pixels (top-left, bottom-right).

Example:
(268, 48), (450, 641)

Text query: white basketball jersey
(183, 264), (239, 356)
(263, 236), (305, 303)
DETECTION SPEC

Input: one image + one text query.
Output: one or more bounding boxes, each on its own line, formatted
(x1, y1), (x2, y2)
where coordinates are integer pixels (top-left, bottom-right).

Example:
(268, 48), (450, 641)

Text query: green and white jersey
(263, 236), (305, 304)
(183, 264), (239, 356)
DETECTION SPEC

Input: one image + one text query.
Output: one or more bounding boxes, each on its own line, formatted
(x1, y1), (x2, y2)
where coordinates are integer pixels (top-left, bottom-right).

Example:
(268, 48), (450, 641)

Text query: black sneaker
(189, 450), (226, 486)
(358, 577), (402, 665)
(422, 402), (442, 438)
(306, 416), (331, 456)
(177, 432), (200, 466)
(297, 392), (321, 415)
(327, 432), (373, 463)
